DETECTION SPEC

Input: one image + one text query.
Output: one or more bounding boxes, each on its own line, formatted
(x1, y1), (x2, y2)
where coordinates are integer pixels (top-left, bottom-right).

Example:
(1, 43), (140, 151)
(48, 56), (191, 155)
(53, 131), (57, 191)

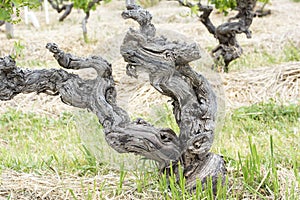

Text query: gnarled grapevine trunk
(120, 4), (226, 191)
(0, 4), (225, 193)
(177, 0), (256, 72)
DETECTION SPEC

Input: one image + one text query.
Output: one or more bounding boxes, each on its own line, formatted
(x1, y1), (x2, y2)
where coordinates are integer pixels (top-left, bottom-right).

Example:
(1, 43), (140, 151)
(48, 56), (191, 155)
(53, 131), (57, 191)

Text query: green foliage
(208, 0), (270, 15)
(69, 0), (111, 43)
(73, 0), (95, 12)
(72, 0), (111, 13)
(0, 0), (40, 22)
(209, 0), (236, 15)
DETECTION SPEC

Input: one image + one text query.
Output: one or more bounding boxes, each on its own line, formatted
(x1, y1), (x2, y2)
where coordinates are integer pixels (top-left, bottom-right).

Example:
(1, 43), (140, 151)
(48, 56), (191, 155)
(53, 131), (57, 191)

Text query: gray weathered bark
(177, 0), (256, 72)
(120, 4), (226, 192)
(0, 4), (225, 193)
(48, 0), (74, 21)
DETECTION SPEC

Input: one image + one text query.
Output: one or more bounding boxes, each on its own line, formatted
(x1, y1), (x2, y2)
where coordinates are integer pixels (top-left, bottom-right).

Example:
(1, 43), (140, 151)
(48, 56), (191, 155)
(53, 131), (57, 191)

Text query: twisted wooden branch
(0, 5), (226, 193)
(120, 4), (226, 191)
(48, 0), (73, 21)
(82, 0), (102, 40)
(177, 0), (256, 72)
(0, 44), (181, 169)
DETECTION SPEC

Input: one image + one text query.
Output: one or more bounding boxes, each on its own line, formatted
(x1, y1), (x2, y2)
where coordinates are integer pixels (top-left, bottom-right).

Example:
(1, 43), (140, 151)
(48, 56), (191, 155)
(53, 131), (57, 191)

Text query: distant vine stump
(0, 4), (226, 194)
(177, 0), (256, 72)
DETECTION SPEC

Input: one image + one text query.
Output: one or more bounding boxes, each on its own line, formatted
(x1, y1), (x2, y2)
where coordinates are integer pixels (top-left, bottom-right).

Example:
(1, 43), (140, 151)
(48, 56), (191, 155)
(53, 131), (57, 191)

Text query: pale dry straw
(222, 62), (300, 108)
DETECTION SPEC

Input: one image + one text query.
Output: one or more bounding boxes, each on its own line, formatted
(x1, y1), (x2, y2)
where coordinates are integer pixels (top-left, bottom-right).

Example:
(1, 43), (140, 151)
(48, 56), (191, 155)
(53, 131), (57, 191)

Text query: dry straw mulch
(223, 62), (300, 108)
(0, 169), (161, 200)
(1, 169), (109, 200)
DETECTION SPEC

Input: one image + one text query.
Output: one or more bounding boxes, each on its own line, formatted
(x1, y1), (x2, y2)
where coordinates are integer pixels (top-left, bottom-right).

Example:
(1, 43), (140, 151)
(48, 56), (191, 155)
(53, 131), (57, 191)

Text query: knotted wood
(120, 4), (226, 191)
(0, 4), (226, 193)
(177, 0), (256, 72)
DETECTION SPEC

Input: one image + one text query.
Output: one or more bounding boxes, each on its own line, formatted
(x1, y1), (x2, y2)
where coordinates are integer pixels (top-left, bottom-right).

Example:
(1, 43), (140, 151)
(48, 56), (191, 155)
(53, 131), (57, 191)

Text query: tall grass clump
(216, 101), (299, 198)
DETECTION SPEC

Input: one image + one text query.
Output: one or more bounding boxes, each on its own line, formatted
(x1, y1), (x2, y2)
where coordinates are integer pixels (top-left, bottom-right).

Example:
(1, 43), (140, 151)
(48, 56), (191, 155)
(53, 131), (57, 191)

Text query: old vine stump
(0, 4), (226, 193)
